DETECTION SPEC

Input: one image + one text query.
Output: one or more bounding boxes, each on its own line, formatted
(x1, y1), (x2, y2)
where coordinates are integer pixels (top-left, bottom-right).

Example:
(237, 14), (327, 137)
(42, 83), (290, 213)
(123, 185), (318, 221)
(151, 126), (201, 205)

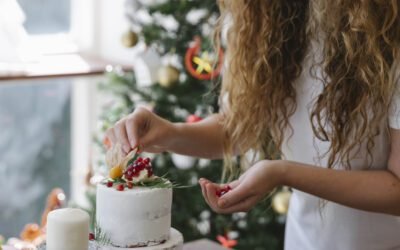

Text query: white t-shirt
(282, 46), (400, 250)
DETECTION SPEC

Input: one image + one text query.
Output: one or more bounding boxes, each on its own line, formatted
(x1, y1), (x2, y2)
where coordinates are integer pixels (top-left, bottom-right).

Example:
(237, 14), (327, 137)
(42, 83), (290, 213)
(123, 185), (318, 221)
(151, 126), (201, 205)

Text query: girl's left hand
(199, 160), (285, 214)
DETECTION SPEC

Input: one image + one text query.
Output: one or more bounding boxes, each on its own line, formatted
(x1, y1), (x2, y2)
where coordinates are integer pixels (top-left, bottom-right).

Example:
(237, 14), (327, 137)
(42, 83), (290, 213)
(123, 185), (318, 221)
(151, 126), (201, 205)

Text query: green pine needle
(94, 222), (112, 246)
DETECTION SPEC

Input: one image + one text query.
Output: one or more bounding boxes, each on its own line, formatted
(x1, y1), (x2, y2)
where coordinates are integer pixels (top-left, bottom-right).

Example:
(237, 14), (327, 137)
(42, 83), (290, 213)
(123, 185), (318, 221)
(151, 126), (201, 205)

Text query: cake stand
(38, 228), (183, 250)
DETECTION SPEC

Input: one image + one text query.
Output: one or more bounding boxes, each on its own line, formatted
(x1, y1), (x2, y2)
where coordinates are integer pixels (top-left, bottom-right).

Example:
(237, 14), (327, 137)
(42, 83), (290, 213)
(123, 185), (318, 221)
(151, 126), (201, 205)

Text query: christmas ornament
(272, 187), (292, 215)
(185, 36), (224, 80)
(41, 188), (66, 227)
(186, 114), (202, 123)
(121, 30), (139, 48)
(171, 153), (196, 170)
(20, 224), (41, 242)
(217, 234), (238, 249)
(157, 65), (180, 88)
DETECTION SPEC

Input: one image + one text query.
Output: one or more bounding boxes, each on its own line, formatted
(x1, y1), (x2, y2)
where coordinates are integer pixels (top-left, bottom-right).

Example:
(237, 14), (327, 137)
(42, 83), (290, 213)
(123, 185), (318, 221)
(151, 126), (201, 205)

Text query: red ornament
(185, 36), (224, 80)
(217, 234), (238, 249)
(186, 114), (202, 123)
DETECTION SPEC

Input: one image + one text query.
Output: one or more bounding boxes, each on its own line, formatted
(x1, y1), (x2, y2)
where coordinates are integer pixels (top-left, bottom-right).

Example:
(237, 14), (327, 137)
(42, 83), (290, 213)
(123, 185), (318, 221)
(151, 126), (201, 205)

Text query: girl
(106, 1), (400, 249)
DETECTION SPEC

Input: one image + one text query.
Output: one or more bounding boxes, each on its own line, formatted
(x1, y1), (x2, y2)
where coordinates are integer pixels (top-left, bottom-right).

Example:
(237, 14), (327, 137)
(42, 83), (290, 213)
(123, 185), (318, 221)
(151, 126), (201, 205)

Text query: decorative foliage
(94, 222), (111, 246)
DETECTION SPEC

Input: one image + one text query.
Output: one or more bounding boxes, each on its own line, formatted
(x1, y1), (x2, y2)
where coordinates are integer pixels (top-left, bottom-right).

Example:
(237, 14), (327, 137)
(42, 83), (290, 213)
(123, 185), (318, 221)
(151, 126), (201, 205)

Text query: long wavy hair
(215, 0), (400, 178)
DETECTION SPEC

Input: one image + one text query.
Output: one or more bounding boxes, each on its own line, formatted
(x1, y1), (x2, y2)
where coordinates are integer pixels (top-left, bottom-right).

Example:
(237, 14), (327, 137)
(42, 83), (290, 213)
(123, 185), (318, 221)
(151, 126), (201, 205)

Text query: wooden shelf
(0, 53), (132, 81)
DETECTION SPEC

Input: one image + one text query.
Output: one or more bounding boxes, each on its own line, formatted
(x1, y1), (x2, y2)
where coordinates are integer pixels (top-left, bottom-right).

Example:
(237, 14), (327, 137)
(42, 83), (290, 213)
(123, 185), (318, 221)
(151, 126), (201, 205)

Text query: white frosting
(95, 228), (183, 250)
(96, 184), (172, 247)
(46, 208), (89, 250)
(132, 169), (152, 183)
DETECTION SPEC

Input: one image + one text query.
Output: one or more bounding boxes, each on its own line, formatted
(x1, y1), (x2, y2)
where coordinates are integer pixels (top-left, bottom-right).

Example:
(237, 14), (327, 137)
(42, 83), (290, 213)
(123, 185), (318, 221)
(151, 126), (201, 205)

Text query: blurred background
(0, 0), (288, 249)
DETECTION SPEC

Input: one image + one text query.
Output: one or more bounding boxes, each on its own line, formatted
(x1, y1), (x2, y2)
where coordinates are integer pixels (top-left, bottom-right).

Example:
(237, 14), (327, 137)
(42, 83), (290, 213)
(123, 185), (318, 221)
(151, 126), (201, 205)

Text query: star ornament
(185, 36), (224, 80)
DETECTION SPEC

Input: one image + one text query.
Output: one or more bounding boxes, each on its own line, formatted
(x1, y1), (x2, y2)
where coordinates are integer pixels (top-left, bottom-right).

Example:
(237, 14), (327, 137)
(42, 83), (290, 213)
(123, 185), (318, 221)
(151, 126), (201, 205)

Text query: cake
(95, 145), (183, 250)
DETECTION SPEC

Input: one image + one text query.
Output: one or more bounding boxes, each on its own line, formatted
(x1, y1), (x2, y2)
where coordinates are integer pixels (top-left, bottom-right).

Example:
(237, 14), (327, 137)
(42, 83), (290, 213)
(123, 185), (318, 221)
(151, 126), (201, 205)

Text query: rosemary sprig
(94, 222), (112, 246)
(137, 175), (192, 189)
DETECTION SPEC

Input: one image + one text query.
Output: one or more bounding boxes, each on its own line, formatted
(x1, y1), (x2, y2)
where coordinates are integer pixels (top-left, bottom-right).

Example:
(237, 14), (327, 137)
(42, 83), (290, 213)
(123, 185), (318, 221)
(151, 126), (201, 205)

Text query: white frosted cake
(95, 147), (183, 250)
(96, 185), (174, 247)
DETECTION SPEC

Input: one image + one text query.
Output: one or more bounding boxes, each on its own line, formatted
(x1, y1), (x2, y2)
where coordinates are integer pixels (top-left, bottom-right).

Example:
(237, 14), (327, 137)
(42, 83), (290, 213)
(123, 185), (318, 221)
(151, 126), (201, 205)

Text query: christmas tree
(94, 1), (288, 249)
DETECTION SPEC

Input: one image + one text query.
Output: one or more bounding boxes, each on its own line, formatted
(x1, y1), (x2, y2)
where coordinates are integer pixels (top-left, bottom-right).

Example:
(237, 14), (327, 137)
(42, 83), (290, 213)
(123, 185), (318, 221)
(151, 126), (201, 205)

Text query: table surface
(1, 239), (226, 250)
(183, 239), (226, 250)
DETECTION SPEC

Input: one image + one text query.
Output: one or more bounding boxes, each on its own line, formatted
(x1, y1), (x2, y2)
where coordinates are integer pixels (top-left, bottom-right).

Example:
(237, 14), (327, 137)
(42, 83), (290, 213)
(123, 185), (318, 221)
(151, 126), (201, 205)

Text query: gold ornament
(272, 188), (292, 215)
(157, 65), (180, 88)
(121, 30), (139, 48)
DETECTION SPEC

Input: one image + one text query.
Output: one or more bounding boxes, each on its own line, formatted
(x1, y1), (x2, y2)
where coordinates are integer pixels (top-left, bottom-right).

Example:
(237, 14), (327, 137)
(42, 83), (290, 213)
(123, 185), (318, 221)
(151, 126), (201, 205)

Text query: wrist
(166, 122), (185, 150)
(270, 160), (291, 186)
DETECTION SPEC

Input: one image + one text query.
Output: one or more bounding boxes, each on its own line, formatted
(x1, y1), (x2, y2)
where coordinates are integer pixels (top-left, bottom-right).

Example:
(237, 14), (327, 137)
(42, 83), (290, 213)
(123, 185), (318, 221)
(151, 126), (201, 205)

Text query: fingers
(105, 128), (116, 145)
(217, 195), (259, 214)
(199, 178), (258, 214)
(125, 114), (140, 149)
(114, 119), (131, 154)
(205, 182), (223, 212)
(105, 107), (152, 153)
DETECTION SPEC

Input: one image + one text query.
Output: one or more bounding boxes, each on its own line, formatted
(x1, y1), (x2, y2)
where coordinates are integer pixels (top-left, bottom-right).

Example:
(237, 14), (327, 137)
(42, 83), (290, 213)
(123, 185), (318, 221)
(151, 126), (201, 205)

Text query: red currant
(116, 184), (124, 191)
(143, 158), (150, 165)
(136, 157), (143, 163)
(106, 181), (113, 188)
(89, 233), (95, 241)
(127, 182), (134, 189)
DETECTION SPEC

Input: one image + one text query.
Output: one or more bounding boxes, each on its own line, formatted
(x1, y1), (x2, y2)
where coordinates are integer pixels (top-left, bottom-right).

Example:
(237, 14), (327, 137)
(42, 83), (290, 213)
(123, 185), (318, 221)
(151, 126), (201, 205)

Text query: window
(16, 0), (71, 34)
(0, 0), (73, 239)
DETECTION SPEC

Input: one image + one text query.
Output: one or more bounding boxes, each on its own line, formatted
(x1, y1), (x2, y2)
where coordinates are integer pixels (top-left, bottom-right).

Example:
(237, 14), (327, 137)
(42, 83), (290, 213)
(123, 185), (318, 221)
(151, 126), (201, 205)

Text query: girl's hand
(199, 160), (285, 214)
(105, 107), (176, 154)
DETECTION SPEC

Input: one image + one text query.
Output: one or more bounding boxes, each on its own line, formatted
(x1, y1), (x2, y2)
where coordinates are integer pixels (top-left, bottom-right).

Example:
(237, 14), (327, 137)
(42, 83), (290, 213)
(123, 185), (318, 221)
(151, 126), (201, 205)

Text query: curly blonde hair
(216, 0), (400, 178)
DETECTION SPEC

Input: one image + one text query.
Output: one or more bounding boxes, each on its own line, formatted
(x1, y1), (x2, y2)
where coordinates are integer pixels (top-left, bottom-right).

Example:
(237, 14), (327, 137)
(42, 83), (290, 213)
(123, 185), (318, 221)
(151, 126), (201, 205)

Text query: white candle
(46, 208), (89, 250)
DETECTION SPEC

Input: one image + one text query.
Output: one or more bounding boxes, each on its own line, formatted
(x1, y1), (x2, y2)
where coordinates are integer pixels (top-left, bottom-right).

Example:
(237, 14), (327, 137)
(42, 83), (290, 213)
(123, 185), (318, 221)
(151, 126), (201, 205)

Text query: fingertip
(129, 140), (137, 149)
(218, 199), (228, 208)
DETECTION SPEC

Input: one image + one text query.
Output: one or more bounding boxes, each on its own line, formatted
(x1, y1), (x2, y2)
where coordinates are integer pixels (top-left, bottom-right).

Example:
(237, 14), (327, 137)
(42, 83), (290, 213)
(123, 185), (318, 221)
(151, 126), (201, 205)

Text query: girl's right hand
(105, 107), (176, 154)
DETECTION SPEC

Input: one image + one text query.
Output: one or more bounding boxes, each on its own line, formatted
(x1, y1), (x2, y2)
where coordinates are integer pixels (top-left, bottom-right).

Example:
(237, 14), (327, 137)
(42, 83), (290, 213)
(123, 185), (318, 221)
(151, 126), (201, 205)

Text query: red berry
(143, 158), (150, 165)
(127, 182), (134, 189)
(136, 157), (143, 163)
(116, 184), (124, 191)
(89, 233), (95, 241)
(106, 181), (113, 188)
(216, 185), (231, 197)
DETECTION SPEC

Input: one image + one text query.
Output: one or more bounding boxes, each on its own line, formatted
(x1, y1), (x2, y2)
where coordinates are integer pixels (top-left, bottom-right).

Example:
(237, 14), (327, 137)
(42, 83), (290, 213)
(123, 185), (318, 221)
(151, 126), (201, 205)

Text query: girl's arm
(282, 128), (400, 216)
(169, 114), (225, 159)
(107, 107), (225, 159)
(200, 129), (400, 216)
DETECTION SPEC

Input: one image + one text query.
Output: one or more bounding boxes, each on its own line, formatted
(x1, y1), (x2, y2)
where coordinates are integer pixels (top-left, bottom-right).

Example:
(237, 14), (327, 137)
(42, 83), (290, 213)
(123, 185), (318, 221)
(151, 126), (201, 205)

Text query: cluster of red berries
(104, 157), (153, 192)
(124, 157), (153, 181)
(106, 181), (134, 191)
(216, 185), (232, 197)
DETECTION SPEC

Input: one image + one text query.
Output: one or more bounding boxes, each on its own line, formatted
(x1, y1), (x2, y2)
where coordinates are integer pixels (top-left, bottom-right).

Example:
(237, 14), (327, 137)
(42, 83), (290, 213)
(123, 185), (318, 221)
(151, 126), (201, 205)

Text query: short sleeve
(389, 66), (400, 129)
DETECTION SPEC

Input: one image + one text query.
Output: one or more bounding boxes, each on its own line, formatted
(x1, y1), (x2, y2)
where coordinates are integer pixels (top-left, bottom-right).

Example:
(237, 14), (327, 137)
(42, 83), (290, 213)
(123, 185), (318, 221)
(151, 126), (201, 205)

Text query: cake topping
(103, 143), (177, 190)
(116, 184), (125, 191)
(109, 165), (123, 179)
